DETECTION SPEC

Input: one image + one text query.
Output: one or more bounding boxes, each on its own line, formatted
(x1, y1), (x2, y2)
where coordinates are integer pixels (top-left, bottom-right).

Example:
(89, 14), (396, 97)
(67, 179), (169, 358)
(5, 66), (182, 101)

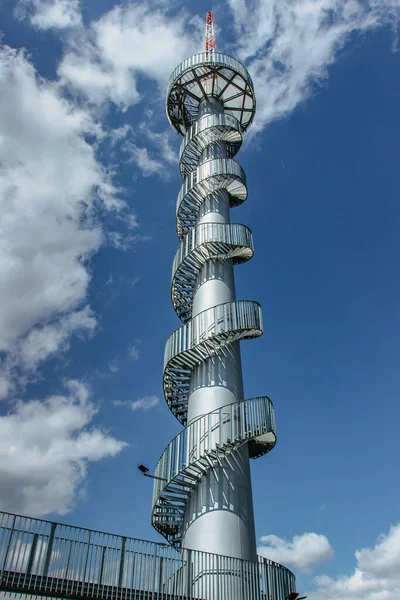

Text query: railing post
(26, 534), (38, 575)
(241, 559), (246, 600)
(186, 549), (192, 599)
(1, 515), (15, 576)
(43, 522), (56, 577)
(117, 537), (126, 588)
(158, 557), (164, 594)
(83, 532), (91, 582)
(98, 546), (106, 585)
(216, 553), (220, 600)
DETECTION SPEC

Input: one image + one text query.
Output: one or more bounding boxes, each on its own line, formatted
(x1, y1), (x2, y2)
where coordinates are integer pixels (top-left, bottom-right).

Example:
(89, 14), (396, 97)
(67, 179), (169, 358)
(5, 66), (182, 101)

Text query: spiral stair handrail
(172, 222), (253, 323)
(152, 396), (276, 546)
(153, 49), (294, 599)
(179, 113), (243, 177)
(176, 158), (247, 238)
(164, 300), (263, 425)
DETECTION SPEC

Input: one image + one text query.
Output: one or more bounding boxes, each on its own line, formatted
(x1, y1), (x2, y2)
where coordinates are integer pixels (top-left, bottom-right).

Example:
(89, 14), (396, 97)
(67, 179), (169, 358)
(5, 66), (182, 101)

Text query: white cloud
(58, 4), (202, 108)
(124, 143), (165, 177)
(129, 345), (139, 360)
(0, 380), (127, 516)
(17, 306), (96, 371)
(0, 45), (134, 397)
(17, 0), (400, 140)
(108, 360), (119, 374)
(23, 0), (400, 173)
(309, 524), (400, 599)
(106, 230), (151, 251)
(113, 395), (159, 412)
(116, 121), (177, 179)
(0, 306), (96, 399)
(16, 0), (82, 30)
(227, 0), (400, 133)
(258, 532), (334, 573)
(138, 123), (178, 167)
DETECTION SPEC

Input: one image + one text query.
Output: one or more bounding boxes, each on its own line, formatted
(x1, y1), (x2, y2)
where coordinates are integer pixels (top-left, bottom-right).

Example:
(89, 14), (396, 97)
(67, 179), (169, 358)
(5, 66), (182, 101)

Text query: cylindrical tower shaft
(182, 96), (257, 560)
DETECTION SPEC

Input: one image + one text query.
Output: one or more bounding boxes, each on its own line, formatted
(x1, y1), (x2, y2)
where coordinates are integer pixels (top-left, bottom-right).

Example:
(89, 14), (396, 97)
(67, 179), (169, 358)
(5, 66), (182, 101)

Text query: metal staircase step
(171, 476), (197, 489)
(176, 473), (200, 485)
(185, 464), (204, 476)
(161, 494), (186, 505)
(166, 484), (191, 496)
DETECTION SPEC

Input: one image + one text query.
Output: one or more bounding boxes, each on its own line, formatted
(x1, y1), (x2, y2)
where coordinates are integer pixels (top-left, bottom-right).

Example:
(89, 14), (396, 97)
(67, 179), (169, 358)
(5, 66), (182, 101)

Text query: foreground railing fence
(0, 511), (295, 600)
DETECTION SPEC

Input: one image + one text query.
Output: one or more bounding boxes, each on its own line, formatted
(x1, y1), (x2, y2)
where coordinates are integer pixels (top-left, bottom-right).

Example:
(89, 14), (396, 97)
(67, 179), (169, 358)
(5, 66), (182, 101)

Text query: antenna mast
(205, 11), (215, 59)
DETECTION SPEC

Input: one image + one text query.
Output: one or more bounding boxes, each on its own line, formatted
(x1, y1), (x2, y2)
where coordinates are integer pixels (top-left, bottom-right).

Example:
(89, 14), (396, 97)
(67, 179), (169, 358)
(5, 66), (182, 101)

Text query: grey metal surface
(179, 97), (257, 571)
(0, 510), (296, 600)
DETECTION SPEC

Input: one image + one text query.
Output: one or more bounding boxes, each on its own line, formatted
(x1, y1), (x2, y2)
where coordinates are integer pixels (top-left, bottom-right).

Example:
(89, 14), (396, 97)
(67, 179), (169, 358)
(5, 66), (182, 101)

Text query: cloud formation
(227, 0), (400, 132)
(258, 532), (334, 573)
(16, 0), (82, 30)
(0, 380), (127, 516)
(113, 395), (159, 412)
(117, 120), (177, 178)
(58, 4), (202, 108)
(18, 0), (400, 162)
(129, 345), (140, 360)
(0, 45), (129, 398)
(309, 523), (400, 599)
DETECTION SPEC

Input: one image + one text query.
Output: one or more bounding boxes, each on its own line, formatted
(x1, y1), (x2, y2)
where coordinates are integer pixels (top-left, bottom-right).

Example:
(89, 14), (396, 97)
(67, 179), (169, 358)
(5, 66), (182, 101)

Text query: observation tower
(0, 13), (302, 600)
(0, 13), (303, 600)
(151, 13), (290, 594)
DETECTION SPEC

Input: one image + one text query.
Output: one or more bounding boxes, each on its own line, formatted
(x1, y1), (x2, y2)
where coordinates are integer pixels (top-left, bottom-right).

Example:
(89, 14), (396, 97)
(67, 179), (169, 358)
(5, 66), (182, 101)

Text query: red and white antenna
(205, 11), (216, 59)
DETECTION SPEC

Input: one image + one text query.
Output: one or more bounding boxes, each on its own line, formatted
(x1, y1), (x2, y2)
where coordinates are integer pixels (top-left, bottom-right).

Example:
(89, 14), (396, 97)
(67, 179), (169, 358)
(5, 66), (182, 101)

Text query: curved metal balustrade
(0, 510), (296, 600)
(167, 52), (256, 135)
(179, 114), (242, 177)
(172, 222), (253, 323)
(152, 397), (276, 545)
(163, 301), (263, 425)
(176, 158), (247, 239)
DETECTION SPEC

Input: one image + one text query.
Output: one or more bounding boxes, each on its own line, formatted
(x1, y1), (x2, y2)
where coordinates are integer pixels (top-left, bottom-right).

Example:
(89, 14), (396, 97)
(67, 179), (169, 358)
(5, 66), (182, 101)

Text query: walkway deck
(0, 510), (295, 600)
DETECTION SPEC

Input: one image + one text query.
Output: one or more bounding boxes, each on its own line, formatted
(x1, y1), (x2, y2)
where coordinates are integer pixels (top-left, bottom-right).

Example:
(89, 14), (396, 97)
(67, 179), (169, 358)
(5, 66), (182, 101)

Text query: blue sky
(0, 0), (399, 598)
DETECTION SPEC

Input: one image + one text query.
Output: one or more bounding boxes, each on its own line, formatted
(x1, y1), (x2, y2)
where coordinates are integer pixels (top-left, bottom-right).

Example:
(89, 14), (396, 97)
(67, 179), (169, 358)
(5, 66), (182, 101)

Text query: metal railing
(168, 53), (254, 92)
(179, 114), (242, 177)
(176, 158), (247, 238)
(0, 510), (295, 600)
(163, 300), (263, 424)
(152, 397), (276, 544)
(166, 52), (256, 135)
(172, 222), (253, 322)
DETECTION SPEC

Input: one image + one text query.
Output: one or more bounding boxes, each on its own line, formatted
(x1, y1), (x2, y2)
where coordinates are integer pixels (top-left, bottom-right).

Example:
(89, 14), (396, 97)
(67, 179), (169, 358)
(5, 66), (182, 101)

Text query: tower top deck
(166, 52), (256, 135)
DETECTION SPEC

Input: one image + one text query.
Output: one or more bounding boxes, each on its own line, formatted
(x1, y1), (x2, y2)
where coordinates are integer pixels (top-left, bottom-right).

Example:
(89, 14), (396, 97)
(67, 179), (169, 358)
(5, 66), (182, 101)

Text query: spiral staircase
(151, 52), (278, 551)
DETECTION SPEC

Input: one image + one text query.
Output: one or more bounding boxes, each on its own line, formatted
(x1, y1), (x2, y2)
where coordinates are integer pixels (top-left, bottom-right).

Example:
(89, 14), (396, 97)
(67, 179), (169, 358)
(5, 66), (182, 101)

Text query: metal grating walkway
(1, 571), (196, 600)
